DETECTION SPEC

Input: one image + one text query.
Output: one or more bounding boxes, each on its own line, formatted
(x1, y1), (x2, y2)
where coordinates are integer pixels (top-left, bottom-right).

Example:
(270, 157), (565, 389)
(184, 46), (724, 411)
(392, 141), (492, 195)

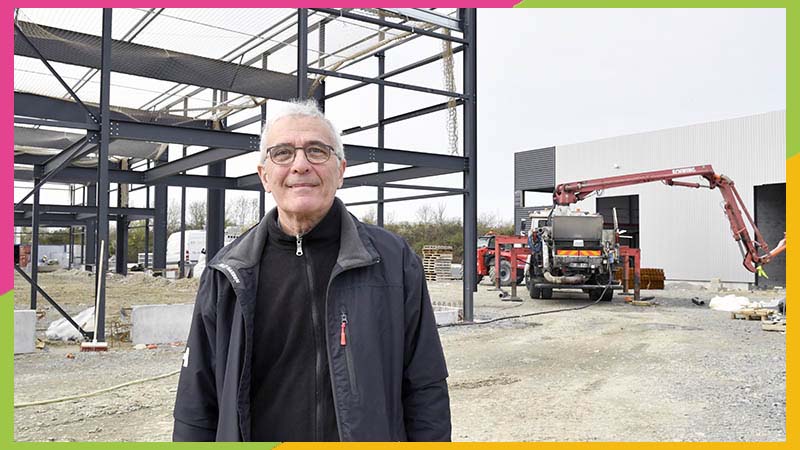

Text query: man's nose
(290, 149), (312, 172)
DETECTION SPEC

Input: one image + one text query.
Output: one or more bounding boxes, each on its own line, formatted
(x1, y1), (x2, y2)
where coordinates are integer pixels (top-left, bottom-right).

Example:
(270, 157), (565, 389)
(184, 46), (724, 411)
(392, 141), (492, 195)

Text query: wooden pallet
(762, 319), (786, 332)
(422, 245), (454, 281)
(731, 308), (774, 321)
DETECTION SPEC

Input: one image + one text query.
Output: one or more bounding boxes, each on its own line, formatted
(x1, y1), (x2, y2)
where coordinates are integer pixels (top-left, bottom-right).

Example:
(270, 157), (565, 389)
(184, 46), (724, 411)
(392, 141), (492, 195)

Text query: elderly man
(172, 99), (451, 442)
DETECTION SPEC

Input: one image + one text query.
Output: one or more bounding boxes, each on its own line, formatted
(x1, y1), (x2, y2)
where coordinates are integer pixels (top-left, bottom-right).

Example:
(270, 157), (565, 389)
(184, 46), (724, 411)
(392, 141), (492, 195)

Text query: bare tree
(360, 207), (376, 225)
(167, 199), (181, 234)
(434, 201), (448, 224)
(187, 200), (206, 230)
(415, 204), (434, 224)
(227, 196), (260, 228)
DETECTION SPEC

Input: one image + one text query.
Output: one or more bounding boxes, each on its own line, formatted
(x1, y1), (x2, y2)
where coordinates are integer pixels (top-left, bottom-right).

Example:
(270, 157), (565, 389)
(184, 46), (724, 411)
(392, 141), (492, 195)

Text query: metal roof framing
(13, 7), (479, 337)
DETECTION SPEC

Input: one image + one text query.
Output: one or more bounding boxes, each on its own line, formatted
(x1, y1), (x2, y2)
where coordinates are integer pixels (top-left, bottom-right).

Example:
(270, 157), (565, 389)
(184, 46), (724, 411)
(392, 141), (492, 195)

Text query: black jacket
(172, 198), (451, 441)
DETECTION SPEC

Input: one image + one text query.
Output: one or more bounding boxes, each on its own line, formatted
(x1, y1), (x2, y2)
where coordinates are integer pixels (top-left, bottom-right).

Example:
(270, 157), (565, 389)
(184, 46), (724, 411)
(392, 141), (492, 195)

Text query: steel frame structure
(13, 8), (479, 341)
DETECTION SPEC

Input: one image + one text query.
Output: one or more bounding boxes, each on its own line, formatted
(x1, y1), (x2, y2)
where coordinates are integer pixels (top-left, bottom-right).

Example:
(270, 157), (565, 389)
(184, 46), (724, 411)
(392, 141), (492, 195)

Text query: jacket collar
(208, 197), (379, 283)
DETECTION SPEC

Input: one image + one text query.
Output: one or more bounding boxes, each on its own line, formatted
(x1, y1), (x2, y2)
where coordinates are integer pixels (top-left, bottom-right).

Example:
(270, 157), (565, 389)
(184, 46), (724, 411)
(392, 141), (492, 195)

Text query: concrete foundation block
(15, 310), (36, 354)
(434, 305), (460, 326)
(131, 304), (194, 345)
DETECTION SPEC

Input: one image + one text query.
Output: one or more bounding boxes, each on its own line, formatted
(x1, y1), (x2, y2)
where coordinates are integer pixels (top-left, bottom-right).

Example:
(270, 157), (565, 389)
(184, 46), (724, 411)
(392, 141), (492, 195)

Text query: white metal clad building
(553, 111), (785, 285)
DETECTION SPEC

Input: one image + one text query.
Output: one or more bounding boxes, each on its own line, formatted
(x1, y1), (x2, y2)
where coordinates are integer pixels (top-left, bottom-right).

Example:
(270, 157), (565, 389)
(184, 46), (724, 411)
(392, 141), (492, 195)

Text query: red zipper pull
(340, 313), (347, 346)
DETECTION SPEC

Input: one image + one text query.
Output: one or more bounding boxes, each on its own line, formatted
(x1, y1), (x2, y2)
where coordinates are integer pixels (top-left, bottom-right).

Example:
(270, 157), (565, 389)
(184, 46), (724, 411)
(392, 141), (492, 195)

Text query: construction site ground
(13, 270), (785, 442)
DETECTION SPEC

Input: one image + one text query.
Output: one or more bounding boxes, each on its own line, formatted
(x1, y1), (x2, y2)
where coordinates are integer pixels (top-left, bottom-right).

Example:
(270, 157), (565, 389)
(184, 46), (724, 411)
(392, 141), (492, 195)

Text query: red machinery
(553, 164), (786, 276)
(476, 233), (530, 286)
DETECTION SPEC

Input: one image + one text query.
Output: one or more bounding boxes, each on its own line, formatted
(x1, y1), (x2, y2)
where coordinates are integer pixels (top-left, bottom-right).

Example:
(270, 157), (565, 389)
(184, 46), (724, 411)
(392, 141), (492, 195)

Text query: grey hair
(258, 98), (345, 164)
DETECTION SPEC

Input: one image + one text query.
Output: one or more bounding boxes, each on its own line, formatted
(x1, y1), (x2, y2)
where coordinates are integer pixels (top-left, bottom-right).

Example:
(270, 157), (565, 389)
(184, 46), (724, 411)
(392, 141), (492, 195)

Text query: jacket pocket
(340, 311), (358, 395)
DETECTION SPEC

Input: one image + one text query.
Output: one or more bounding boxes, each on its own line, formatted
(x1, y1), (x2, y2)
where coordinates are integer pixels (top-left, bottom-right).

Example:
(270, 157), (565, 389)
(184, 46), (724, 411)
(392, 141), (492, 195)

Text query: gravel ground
(13, 272), (785, 442)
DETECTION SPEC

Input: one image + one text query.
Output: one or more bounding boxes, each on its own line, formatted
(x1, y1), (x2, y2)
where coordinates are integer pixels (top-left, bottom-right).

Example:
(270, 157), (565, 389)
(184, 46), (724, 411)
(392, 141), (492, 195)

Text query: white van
(166, 230), (206, 267)
(166, 227), (244, 268)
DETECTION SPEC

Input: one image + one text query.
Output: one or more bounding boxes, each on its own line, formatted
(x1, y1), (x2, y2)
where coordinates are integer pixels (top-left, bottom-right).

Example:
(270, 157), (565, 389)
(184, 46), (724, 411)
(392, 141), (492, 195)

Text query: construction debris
(614, 267), (665, 289)
(731, 308), (774, 321)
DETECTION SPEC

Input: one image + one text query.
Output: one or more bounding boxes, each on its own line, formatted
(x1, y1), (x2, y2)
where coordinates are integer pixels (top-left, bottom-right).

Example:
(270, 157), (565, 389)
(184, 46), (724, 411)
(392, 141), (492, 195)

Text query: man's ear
(337, 159), (347, 188)
(257, 164), (272, 193)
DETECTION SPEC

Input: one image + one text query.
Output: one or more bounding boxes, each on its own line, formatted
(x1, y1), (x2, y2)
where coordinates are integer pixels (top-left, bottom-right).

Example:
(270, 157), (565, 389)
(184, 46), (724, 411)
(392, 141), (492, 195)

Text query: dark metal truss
(13, 7), (479, 330)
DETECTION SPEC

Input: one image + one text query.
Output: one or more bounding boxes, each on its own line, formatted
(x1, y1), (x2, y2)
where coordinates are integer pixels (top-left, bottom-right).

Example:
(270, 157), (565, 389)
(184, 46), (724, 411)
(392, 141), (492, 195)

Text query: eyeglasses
(265, 143), (335, 165)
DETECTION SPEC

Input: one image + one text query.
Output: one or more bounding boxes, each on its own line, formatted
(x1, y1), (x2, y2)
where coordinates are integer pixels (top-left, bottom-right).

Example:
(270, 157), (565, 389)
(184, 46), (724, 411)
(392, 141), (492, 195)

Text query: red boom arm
(553, 165), (785, 274)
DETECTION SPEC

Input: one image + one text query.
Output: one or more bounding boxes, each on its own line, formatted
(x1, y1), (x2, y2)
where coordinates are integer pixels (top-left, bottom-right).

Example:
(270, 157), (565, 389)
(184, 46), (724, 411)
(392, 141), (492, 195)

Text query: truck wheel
(589, 289), (603, 301)
(601, 288), (613, 302)
(487, 258), (497, 283)
(498, 259), (514, 286)
(529, 286), (541, 299)
(540, 287), (553, 299)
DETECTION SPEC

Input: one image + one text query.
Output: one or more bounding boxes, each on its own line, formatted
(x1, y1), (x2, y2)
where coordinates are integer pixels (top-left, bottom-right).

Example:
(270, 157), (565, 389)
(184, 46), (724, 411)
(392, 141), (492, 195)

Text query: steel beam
(312, 8), (468, 44)
(381, 8), (462, 31)
(16, 166), (245, 190)
(15, 265), (92, 341)
(111, 120), (259, 150)
(14, 116), (100, 131)
(346, 191), (461, 207)
(14, 92), (211, 130)
(15, 204), (155, 218)
(344, 145), (466, 170)
(326, 46), (464, 100)
(342, 166), (456, 187)
(15, 21), (300, 101)
(308, 67), (466, 100)
(143, 147), (248, 182)
(14, 137), (96, 209)
(342, 100), (465, 136)
(14, 22), (98, 123)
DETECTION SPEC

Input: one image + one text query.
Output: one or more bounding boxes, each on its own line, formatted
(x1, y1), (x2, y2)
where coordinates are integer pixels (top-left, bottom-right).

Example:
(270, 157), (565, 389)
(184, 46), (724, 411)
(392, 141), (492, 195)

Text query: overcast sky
(346, 7), (786, 223)
(14, 8), (786, 226)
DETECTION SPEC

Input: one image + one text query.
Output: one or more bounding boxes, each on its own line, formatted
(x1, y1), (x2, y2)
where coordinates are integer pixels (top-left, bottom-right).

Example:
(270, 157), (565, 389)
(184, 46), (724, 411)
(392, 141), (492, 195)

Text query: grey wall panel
(515, 147), (555, 191)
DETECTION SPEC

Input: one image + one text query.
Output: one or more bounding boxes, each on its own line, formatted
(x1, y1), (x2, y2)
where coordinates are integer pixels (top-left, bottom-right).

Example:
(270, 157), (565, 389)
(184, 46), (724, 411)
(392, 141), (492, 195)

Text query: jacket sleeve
(401, 246), (452, 442)
(172, 268), (220, 441)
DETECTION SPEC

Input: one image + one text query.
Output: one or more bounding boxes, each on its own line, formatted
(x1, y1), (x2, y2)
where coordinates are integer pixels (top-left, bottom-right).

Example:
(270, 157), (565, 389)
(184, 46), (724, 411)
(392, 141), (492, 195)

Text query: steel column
(30, 167), (41, 309)
(85, 184), (96, 267)
(153, 157), (168, 271)
(297, 9), (308, 98)
(206, 90), (226, 261)
(179, 98), (187, 278)
(259, 53), (268, 219)
(116, 159), (129, 275)
(94, 8), (112, 342)
(144, 162), (150, 269)
(462, 9), (477, 322)
(377, 51), (385, 227)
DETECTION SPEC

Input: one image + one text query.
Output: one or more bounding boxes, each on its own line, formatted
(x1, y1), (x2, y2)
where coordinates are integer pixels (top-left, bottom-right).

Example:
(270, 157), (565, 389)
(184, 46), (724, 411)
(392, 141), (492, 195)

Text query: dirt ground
(13, 270), (786, 442)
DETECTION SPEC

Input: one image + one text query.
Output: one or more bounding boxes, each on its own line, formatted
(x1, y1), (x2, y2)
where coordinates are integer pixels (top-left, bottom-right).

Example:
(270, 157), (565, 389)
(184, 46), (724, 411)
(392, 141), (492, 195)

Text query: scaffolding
(13, 8), (479, 341)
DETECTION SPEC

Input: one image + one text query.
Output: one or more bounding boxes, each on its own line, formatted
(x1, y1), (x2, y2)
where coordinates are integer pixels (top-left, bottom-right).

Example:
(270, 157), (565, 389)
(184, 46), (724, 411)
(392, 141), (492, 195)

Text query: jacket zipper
(300, 240), (323, 441)
(340, 311), (358, 394)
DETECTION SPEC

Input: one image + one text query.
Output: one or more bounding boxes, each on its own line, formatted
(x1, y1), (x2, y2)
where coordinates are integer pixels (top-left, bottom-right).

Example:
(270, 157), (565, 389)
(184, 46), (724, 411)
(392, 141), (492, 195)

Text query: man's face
(257, 115), (346, 221)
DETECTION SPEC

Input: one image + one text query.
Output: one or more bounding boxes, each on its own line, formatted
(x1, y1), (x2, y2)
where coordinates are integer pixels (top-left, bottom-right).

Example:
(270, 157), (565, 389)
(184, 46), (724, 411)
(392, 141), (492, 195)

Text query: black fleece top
(250, 200), (341, 442)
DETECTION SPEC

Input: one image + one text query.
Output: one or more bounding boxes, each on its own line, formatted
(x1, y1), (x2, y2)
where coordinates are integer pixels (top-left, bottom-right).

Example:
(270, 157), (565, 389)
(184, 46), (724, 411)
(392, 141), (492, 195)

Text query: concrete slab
(15, 310), (36, 354)
(434, 305), (460, 326)
(131, 304), (194, 345)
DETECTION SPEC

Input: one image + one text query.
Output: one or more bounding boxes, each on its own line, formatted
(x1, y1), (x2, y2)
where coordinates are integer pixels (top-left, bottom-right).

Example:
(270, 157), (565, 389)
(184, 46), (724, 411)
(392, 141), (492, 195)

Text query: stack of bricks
(613, 267), (665, 290)
(422, 245), (454, 282)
